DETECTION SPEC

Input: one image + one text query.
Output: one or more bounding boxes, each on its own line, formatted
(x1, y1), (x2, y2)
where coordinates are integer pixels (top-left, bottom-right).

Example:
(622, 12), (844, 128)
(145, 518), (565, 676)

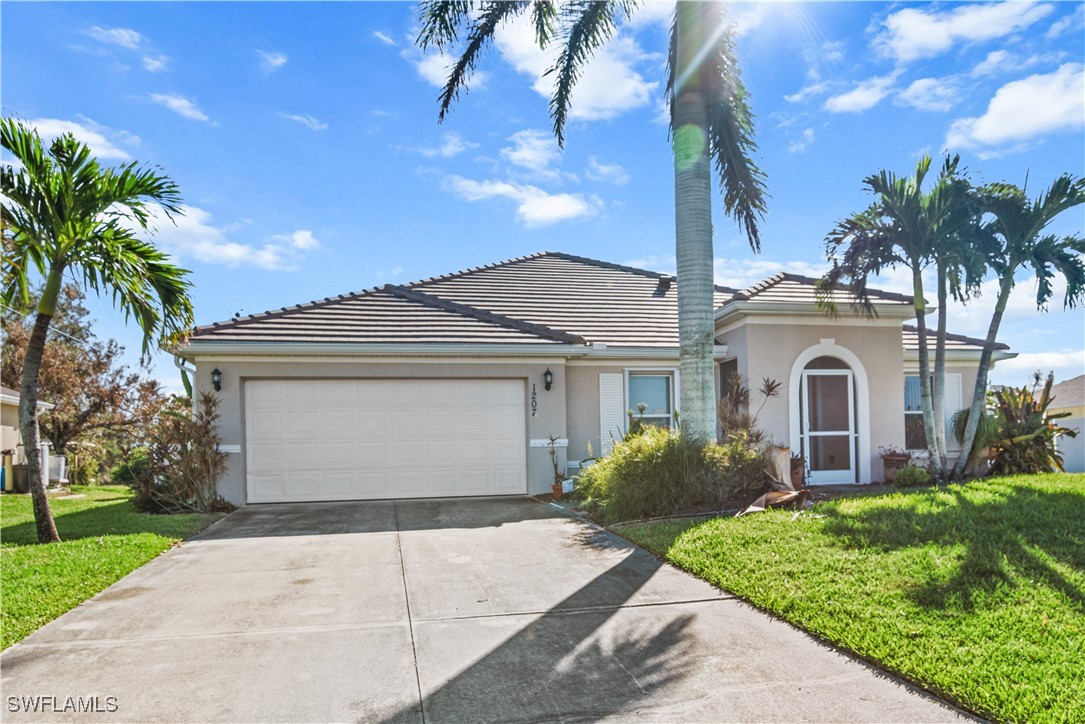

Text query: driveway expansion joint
(393, 499), (428, 724)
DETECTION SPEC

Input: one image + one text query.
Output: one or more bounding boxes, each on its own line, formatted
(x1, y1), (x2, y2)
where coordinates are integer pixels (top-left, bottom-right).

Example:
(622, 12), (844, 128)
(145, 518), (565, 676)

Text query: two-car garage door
(245, 379), (527, 503)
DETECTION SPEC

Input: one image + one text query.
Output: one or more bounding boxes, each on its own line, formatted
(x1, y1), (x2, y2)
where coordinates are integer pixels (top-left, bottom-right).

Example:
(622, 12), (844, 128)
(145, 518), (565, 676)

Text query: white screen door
(802, 369), (856, 484)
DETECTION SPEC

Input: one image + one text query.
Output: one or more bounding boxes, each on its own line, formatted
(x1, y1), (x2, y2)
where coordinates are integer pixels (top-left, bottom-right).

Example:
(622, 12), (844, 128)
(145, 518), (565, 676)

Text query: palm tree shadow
(821, 484), (1085, 612)
(387, 539), (698, 723)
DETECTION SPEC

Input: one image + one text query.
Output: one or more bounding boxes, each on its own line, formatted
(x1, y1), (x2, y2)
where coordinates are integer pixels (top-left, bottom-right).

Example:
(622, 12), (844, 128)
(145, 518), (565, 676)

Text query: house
(2, 385), (56, 492)
(1049, 374), (1085, 473)
(177, 251), (1015, 505)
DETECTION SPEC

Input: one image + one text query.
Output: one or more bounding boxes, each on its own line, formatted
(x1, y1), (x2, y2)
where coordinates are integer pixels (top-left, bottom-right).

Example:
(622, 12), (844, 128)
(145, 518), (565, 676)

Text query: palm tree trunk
(19, 310), (61, 543)
(911, 268), (939, 478)
(673, 1), (716, 441)
(953, 278), (1013, 477)
(932, 264), (949, 478)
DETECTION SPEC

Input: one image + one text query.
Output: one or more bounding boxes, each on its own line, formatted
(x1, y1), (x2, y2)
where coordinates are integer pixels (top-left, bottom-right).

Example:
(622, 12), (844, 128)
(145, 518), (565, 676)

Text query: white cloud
(142, 54), (169, 72)
(256, 49), (288, 74)
(896, 77), (959, 112)
(149, 93), (211, 122)
(494, 14), (657, 122)
(280, 114), (329, 131)
(23, 117), (135, 161)
(993, 350), (1085, 384)
(372, 31), (396, 46)
(821, 40), (846, 64)
(500, 130), (564, 181)
(82, 25), (143, 50)
(874, 2), (1055, 63)
(139, 205), (312, 270)
(443, 176), (599, 227)
(271, 229), (321, 250)
(971, 50), (1013, 78)
(785, 82), (828, 104)
(586, 157), (631, 185)
(823, 72), (899, 114)
(407, 50), (490, 90)
(1046, 6), (1084, 39)
(787, 128), (815, 154)
(946, 64), (1084, 152)
(414, 132), (478, 158)
(971, 49), (1067, 78)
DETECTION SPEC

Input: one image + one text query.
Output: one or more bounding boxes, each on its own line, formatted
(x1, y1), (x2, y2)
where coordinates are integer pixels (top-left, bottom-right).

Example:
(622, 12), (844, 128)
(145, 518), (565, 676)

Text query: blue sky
(3, 1), (1083, 390)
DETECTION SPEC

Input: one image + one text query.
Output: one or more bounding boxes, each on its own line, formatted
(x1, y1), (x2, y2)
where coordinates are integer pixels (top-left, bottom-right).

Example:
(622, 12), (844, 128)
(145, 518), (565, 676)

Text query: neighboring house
(1, 385), (54, 464)
(178, 252), (1015, 505)
(1049, 374), (1085, 473)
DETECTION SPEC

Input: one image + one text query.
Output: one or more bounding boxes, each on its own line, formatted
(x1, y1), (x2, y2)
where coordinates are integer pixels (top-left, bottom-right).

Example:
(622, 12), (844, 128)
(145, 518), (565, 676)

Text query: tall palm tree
(416, 0), (767, 440)
(1, 118), (194, 543)
(952, 176), (1085, 477)
(818, 156), (975, 479)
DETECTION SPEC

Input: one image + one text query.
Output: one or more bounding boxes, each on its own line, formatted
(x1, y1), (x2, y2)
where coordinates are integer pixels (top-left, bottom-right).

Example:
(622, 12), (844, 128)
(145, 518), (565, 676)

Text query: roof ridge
(384, 285), (585, 344)
(403, 251), (555, 288)
(731, 272), (787, 301)
(902, 324), (1009, 350)
(544, 252), (670, 280)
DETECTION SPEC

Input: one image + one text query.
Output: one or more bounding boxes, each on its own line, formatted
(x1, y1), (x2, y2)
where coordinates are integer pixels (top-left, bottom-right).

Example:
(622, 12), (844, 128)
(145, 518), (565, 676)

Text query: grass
(621, 473), (1085, 723)
(1, 486), (220, 650)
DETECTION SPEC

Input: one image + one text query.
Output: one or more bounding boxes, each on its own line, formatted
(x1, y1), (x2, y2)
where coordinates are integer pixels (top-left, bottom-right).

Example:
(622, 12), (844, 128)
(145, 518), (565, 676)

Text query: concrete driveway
(1, 498), (968, 722)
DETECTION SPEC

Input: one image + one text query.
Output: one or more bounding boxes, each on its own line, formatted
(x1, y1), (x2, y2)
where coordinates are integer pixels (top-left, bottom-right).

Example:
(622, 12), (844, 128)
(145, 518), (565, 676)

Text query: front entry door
(802, 370), (856, 484)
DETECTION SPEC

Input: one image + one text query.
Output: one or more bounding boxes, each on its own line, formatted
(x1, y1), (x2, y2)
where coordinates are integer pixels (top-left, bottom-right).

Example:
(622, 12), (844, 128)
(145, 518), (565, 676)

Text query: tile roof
(188, 251), (985, 355)
(189, 285), (579, 345)
(1049, 374), (1085, 409)
(901, 325), (1010, 352)
(730, 272), (914, 306)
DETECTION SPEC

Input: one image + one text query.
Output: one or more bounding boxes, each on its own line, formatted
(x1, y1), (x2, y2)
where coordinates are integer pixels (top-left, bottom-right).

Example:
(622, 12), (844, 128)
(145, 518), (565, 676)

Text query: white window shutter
(944, 373), (963, 451)
(599, 373), (626, 454)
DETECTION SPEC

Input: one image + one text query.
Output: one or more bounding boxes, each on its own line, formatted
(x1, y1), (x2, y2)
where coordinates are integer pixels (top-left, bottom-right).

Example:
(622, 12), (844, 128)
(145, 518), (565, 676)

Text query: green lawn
(1, 486), (220, 650)
(621, 473), (1085, 723)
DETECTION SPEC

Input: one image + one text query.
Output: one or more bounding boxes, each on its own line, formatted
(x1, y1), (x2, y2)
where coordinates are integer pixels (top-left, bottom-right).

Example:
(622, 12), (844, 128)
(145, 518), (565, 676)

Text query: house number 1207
(530, 384), (537, 416)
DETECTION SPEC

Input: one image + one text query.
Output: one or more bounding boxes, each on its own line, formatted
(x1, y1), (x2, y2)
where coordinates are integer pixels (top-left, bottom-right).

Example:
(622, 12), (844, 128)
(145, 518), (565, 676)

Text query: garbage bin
(12, 463), (28, 493)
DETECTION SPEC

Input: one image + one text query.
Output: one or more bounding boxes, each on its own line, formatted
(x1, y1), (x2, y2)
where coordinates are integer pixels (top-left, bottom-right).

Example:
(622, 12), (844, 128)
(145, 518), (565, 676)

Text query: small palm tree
(952, 176), (1085, 476)
(415, 1), (767, 440)
(818, 156), (976, 479)
(1, 118), (194, 543)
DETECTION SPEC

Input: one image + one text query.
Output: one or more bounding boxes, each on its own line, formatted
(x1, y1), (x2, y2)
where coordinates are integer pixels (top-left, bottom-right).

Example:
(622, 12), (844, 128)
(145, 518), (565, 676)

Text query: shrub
(576, 426), (767, 524)
(894, 465), (931, 488)
(109, 448), (150, 487)
(953, 372), (1077, 476)
(130, 392), (230, 514)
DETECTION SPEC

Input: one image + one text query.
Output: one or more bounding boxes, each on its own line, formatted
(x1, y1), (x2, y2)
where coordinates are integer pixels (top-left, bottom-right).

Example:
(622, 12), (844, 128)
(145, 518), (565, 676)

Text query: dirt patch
(96, 586), (151, 601)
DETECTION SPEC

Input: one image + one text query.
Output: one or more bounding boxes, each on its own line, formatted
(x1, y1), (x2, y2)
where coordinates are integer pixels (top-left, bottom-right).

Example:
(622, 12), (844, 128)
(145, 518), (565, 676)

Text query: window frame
(624, 368), (679, 429)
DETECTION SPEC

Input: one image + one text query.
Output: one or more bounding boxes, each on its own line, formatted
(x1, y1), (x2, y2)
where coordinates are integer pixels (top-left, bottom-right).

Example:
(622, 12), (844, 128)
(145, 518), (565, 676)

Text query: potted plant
(879, 445), (911, 483)
(547, 435), (566, 501)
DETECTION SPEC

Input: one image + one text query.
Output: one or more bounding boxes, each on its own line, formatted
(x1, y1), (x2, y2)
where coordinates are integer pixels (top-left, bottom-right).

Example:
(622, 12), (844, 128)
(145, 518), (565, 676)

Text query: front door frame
(801, 368), (856, 484)
(788, 338), (872, 484)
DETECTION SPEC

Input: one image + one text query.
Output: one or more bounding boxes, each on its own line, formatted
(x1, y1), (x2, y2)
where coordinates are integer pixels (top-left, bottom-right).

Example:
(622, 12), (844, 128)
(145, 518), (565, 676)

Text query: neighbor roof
(1049, 374), (1085, 409)
(187, 251), (920, 349)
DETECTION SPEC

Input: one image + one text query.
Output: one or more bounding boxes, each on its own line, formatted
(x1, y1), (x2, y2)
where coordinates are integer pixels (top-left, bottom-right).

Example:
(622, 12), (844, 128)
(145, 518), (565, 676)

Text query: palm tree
(415, 1), (767, 440)
(818, 156), (976, 479)
(952, 176), (1085, 477)
(1, 118), (194, 543)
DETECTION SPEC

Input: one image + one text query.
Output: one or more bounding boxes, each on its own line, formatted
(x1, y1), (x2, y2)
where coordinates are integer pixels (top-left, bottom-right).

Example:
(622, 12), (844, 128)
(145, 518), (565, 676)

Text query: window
(628, 373), (675, 428)
(904, 375), (926, 450)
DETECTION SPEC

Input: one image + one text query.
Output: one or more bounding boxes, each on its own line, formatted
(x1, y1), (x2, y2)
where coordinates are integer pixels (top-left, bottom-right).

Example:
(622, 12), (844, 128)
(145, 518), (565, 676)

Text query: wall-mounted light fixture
(543, 368), (554, 391)
(211, 368), (223, 392)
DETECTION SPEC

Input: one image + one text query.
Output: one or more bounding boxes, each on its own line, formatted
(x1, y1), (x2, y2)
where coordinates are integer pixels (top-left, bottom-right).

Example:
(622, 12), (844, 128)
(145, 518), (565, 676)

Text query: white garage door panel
(245, 379), (527, 503)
